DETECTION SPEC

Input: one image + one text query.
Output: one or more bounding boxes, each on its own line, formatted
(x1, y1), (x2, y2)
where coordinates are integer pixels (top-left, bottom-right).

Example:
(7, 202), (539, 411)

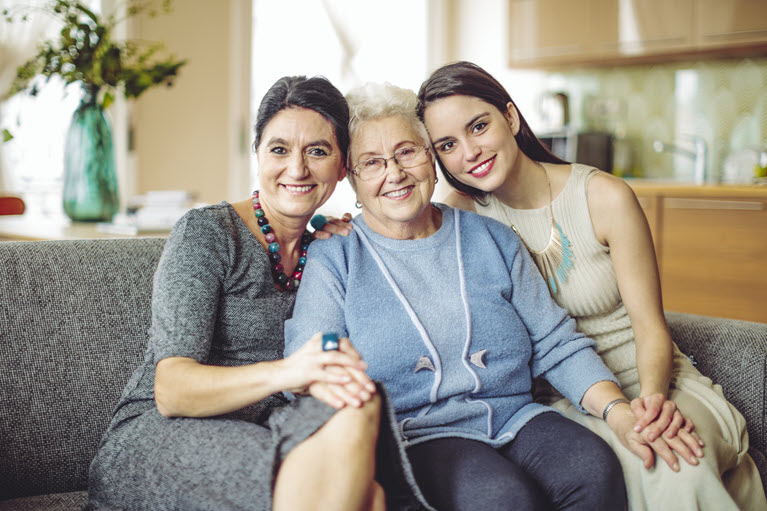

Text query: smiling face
(423, 95), (520, 193)
(256, 106), (346, 222)
(350, 115), (437, 238)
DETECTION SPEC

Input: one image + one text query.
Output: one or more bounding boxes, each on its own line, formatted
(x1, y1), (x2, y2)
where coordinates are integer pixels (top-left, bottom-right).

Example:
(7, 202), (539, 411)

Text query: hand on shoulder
(312, 213), (353, 240)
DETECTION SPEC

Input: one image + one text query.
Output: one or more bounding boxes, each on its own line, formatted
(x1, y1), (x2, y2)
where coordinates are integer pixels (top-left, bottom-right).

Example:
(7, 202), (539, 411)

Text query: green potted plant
(2, 0), (186, 221)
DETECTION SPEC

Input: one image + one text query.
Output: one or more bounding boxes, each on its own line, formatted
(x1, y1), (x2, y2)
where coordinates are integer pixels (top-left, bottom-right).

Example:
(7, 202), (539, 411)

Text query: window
(1, 77), (87, 215)
(0, 0), (101, 216)
(250, 0), (428, 216)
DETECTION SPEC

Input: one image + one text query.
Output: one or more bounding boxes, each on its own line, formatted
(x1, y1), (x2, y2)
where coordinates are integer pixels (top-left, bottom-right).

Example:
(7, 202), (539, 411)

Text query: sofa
(1, 238), (765, 510)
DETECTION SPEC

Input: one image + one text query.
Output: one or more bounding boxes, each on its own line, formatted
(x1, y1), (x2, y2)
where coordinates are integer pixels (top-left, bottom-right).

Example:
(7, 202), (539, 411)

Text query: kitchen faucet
(652, 135), (708, 184)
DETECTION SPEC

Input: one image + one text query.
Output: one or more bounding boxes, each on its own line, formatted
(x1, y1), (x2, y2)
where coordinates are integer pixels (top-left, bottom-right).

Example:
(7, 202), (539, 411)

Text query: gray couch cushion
(0, 238), (165, 501)
(0, 491), (87, 511)
(666, 311), (767, 489)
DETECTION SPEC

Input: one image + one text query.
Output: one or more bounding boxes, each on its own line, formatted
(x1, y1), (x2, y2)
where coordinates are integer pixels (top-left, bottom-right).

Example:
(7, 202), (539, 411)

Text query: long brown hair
(417, 61), (566, 202)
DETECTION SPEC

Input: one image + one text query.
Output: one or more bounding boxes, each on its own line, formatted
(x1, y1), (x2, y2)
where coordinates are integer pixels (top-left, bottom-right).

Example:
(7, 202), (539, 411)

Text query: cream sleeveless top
(476, 164), (639, 382)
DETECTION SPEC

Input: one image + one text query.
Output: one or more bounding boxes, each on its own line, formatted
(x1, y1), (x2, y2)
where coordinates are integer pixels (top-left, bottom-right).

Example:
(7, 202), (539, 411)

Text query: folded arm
(155, 333), (370, 417)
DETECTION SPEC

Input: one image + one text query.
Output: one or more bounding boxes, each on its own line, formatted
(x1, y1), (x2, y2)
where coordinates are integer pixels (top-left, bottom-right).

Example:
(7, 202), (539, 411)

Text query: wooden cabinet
(660, 197), (767, 322)
(508, 0), (597, 66)
(696, 0), (767, 49)
(594, 0), (695, 58)
(630, 183), (767, 323)
(508, 0), (767, 67)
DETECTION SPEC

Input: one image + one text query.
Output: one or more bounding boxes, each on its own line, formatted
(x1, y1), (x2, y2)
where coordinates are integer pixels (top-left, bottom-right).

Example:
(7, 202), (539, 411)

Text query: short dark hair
(254, 75), (350, 161)
(417, 61), (566, 202)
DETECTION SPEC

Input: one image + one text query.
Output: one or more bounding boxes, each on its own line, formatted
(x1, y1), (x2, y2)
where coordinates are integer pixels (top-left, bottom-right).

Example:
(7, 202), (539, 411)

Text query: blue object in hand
(322, 332), (339, 351)
(310, 214), (328, 231)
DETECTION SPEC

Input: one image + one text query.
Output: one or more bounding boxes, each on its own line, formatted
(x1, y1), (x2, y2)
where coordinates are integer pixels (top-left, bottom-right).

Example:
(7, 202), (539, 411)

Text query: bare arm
(587, 174), (672, 397)
(586, 174), (700, 444)
(155, 333), (371, 417)
(155, 357), (285, 417)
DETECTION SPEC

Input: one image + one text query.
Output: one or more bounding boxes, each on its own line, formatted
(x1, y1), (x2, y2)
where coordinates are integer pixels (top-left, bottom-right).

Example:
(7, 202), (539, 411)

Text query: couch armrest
(665, 311), (767, 489)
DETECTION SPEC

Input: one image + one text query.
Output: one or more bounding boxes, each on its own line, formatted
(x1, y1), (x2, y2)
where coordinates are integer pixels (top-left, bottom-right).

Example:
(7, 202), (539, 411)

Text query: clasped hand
(613, 393), (705, 472)
(282, 332), (376, 410)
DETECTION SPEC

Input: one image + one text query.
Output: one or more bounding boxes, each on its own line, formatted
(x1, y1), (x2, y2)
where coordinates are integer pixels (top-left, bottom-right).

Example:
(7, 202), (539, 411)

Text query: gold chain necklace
(499, 162), (575, 294)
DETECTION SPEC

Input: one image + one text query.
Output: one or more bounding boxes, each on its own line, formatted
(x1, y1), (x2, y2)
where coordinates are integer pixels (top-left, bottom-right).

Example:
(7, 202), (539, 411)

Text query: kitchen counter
(624, 179), (767, 199)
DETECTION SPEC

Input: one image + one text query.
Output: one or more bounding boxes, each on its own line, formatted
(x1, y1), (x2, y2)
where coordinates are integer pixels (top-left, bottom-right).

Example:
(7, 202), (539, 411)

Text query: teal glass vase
(62, 85), (119, 222)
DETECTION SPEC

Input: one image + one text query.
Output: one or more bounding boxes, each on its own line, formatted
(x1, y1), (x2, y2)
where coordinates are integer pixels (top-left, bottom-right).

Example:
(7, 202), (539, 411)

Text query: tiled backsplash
(539, 57), (767, 181)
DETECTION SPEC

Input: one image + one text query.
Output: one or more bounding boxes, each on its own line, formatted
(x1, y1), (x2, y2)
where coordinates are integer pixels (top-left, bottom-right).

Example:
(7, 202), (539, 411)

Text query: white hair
(345, 82), (431, 168)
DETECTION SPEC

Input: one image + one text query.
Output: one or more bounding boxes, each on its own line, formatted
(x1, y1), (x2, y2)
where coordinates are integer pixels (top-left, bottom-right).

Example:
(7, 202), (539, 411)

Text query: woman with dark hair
(417, 63), (567, 201)
(418, 61), (767, 511)
(84, 75), (424, 511)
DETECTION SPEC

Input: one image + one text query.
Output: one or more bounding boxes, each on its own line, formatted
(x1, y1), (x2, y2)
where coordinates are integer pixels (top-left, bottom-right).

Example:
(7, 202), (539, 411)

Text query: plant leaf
(102, 90), (114, 109)
(6, 0), (186, 104)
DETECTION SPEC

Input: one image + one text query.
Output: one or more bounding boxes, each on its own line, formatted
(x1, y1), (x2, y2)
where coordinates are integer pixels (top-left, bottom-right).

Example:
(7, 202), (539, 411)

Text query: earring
(355, 201), (362, 209)
(435, 176), (439, 184)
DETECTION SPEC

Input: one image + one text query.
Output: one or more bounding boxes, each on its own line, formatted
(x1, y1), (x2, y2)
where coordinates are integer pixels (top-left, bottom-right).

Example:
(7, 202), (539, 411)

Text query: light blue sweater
(284, 204), (617, 447)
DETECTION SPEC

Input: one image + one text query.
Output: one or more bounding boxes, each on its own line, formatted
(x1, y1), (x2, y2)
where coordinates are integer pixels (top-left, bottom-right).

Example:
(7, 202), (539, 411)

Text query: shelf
(0, 215), (169, 241)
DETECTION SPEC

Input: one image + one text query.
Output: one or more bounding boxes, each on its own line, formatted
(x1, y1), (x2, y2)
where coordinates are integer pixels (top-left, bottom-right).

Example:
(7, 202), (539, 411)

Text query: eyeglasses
(351, 145), (430, 181)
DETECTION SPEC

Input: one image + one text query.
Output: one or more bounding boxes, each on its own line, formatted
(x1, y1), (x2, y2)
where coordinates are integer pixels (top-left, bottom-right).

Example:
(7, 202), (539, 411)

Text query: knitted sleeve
(284, 239), (350, 357)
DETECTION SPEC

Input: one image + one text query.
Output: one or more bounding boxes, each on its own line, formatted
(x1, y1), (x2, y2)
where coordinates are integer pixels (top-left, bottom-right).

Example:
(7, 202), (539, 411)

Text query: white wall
(126, 0), (553, 211)
(446, 0), (549, 132)
(249, 0), (430, 218)
(131, 0), (251, 205)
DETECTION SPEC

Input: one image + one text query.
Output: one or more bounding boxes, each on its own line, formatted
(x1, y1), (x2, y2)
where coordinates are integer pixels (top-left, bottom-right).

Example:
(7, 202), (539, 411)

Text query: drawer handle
(600, 36), (685, 48)
(665, 198), (764, 211)
(704, 28), (767, 42)
(511, 44), (583, 58)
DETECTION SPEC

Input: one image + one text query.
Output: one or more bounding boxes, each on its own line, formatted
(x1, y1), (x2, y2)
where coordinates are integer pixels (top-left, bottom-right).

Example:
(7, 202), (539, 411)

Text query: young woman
(417, 61), (766, 511)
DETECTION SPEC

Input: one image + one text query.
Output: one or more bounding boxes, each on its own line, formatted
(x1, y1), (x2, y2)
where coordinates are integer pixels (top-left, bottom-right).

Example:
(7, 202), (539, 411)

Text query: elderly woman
(84, 76), (426, 511)
(284, 82), (637, 511)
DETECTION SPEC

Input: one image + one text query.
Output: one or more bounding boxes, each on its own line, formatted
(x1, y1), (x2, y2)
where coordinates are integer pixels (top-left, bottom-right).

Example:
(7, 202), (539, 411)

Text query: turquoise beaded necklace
(252, 190), (312, 291)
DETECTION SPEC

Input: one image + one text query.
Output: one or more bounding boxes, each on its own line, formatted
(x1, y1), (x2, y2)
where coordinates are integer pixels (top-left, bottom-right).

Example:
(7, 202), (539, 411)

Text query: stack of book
(97, 191), (200, 236)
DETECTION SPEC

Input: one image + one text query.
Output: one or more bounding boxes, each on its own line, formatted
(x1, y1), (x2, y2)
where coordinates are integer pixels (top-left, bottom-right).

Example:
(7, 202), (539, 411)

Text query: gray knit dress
(85, 203), (428, 511)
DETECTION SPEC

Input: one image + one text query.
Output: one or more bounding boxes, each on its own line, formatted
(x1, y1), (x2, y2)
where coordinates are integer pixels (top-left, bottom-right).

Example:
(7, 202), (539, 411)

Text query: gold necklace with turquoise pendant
(501, 161), (575, 294)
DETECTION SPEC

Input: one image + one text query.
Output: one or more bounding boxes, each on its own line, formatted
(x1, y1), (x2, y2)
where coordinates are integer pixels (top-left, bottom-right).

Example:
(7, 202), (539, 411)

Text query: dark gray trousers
(407, 412), (627, 510)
